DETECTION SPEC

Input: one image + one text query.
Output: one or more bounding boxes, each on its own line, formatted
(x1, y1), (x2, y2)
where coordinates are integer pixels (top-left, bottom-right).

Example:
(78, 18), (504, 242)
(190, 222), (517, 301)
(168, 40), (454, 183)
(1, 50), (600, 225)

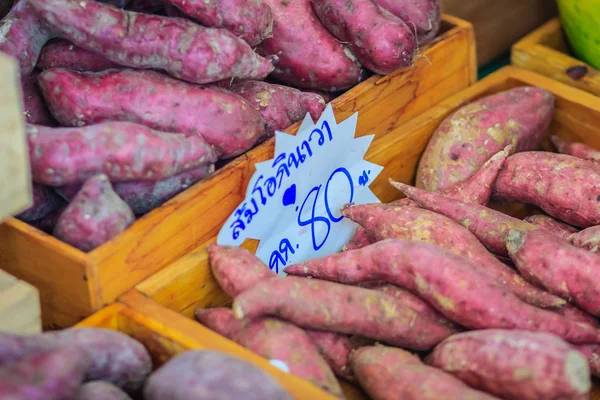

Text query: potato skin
(21, 72), (55, 125)
(37, 39), (121, 72)
(371, 0), (441, 45)
(524, 214), (579, 240)
(15, 182), (62, 222)
(551, 135), (600, 163)
(569, 225), (600, 253)
(416, 87), (554, 192)
(426, 329), (591, 400)
(76, 381), (133, 400)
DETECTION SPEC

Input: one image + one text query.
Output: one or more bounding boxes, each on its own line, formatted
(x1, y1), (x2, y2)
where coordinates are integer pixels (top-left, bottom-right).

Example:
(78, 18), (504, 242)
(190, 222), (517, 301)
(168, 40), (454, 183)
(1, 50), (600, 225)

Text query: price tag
(217, 104), (382, 273)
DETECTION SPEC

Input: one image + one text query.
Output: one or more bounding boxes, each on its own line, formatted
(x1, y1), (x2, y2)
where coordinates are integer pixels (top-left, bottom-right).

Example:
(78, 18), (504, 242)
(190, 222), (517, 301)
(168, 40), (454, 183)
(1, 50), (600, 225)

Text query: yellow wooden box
(0, 15), (476, 329)
(512, 18), (600, 97)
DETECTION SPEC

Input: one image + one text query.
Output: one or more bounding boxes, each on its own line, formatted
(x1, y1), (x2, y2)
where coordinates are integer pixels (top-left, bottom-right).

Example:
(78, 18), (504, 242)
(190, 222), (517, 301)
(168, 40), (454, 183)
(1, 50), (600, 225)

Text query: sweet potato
(15, 182), (63, 222)
(0, 328), (152, 392)
(551, 135), (600, 163)
(21, 72), (55, 125)
(257, 0), (364, 91)
(342, 203), (565, 308)
(29, 0), (275, 85)
(416, 87), (555, 191)
(54, 174), (135, 251)
(371, 0), (441, 45)
(524, 214), (579, 240)
(230, 80), (326, 137)
(304, 330), (354, 382)
(29, 204), (66, 233)
(38, 68), (266, 158)
(569, 225), (600, 253)
(554, 303), (600, 328)
(507, 229), (600, 317)
(283, 239), (600, 343)
(494, 152), (600, 228)
(311, 0), (416, 75)
(161, 0), (272, 47)
(27, 121), (217, 186)
(0, 348), (90, 400)
(0, 0), (54, 75)
(573, 344), (600, 378)
(144, 350), (293, 400)
(351, 345), (498, 400)
(427, 329), (591, 400)
(37, 39), (121, 72)
(343, 146), (510, 252)
(233, 276), (460, 350)
(195, 308), (343, 397)
(390, 180), (539, 256)
(76, 381), (133, 400)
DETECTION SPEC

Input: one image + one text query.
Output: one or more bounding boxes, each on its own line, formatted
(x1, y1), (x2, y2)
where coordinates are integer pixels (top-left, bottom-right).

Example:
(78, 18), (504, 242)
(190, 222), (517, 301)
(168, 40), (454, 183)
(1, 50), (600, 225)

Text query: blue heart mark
(282, 184), (296, 206)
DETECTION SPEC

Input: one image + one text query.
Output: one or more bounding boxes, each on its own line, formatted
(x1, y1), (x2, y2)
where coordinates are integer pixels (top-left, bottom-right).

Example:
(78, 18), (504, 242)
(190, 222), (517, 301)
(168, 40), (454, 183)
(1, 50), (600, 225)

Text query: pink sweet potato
(29, 0), (275, 84)
(38, 68), (266, 158)
(0, 328), (152, 392)
(21, 71), (55, 125)
(15, 182), (62, 222)
(371, 0), (441, 45)
(343, 146), (511, 252)
(27, 121), (217, 186)
(0, 0), (54, 75)
(569, 225), (600, 253)
(161, 0), (272, 47)
(144, 350), (293, 400)
(230, 80), (326, 137)
(76, 381), (133, 400)
(0, 348), (90, 400)
(283, 239), (600, 344)
(524, 214), (579, 240)
(233, 276), (460, 350)
(311, 0), (416, 75)
(554, 303), (600, 328)
(54, 174), (135, 251)
(573, 344), (600, 378)
(390, 180), (539, 256)
(427, 329), (591, 400)
(37, 39), (121, 72)
(351, 345), (498, 400)
(416, 87), (555, 191)
(507, 229), (600, 317)
(257, 0), (364, 91)
(342, 203), (565, 308)
(551, 135), (600, 163)
(493, 152), (600, 228)
(195, 307), (343, 397)
(304, 330), (354, 382)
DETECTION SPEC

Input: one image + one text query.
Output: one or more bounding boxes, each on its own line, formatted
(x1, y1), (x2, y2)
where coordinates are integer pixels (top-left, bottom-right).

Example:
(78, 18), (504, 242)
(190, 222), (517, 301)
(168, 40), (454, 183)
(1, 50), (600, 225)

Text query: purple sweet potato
(21, 71), (55, 125)
(38, 68), (266, 158)
(569, 225), (600, 253)
(162, 0), (272, 47)
(371, 0), (441, 45)
(0, 347), (90, 400)
(195, 307), (343, 397)
(493, 152), (600, 228)
(30, 204), (66, 233)
(27, 121), (217, 186)
(28, 0), (275, 84)
(233, 276), (461, 350)
(144, 351), (293, 400)
(257, 0), (364, 91)
(54, 174), (135, 251)
(15, 182), (62, 222)
(524, 214), (579, 240)
(390, 180), (539, 256)
(311, 0), (416, 75)
(416, 87), (555, 192)
(427, 329), (591, 400)
(37, 39), (121, 72)
(283, 239), (600, 344)
(351, 345), (499, 400)
(343, 146), (511, 252)
(230, 80), (326, 137)
(0, 0), (54, 75)
(507, 229), (600, 317)
(551, 135), (600, 163)
(342, 203), (565, 308)
(76, 381), (133, 400)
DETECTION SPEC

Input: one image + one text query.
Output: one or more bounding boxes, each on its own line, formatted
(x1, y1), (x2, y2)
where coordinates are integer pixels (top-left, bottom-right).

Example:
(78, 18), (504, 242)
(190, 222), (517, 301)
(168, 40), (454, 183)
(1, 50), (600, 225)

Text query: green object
(477, 53), (511, 80)
(557, 0), (600, 70)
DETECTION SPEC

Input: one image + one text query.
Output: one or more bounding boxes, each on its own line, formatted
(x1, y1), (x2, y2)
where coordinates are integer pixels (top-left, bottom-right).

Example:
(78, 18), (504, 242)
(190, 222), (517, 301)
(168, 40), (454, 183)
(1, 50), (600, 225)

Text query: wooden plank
(0, 269), (41, 334)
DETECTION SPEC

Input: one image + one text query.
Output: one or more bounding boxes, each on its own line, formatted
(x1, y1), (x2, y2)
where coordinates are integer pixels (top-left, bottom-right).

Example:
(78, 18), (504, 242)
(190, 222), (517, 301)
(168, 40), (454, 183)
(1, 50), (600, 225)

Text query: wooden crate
(0, 269), (41, 334)
(0, 15), (476, 329)
(512, 18), (600, 97)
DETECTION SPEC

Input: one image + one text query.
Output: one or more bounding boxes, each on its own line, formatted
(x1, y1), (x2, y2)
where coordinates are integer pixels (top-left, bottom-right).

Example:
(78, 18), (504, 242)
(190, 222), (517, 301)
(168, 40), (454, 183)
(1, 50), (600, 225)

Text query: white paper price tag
(217, 104), (382, 273)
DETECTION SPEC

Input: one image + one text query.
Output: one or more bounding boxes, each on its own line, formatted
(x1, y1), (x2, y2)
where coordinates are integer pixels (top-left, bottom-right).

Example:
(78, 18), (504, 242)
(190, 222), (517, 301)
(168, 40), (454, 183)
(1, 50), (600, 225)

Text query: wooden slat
(0, 269), (41, 334)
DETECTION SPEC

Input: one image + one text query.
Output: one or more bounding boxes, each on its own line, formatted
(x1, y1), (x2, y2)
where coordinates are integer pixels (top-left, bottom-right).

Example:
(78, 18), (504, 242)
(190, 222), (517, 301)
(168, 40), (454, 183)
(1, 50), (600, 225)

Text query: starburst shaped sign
(217, 104), (383, 274)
